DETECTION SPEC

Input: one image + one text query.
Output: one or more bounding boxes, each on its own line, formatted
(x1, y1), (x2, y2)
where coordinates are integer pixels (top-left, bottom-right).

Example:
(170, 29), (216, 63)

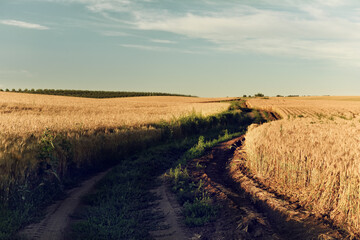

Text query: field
(0, 92), (251, 239)
(244, 96), (360, 237)
(3, 92), (360, 239)
(247, 96), (360, 119)
(0, 92), (234, 198)
(0, 92), (231, 135)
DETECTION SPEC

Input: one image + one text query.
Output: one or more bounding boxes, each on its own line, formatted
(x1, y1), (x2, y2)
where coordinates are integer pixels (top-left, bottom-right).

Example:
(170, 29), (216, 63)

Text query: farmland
(0, 92), (231, 135)
(2, 92), (360, 239)
(0, 92), (252, 239)
(243, 96), (360, 237)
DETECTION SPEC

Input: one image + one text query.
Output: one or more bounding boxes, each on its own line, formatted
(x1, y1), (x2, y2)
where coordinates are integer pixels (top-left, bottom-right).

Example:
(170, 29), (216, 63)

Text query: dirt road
(185, 136), (344, 239)
(18, 169), (111, 240)
(17, 136), (345, 240)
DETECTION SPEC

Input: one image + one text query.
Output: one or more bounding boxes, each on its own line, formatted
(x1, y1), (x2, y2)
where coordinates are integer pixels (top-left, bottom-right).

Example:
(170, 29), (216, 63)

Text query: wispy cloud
(150, 39), (176, 44)
(42, 0), (360, 65)
(120, 44), (167, 51)
(0, 20), (49, 30)
(101, 31), (132, 37)
(120, 43), (203, 54)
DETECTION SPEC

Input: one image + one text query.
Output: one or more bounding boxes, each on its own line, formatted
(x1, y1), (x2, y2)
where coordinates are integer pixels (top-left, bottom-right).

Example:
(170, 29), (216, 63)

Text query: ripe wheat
(244, 97), (360, 237)
(0, 92), (231, 204)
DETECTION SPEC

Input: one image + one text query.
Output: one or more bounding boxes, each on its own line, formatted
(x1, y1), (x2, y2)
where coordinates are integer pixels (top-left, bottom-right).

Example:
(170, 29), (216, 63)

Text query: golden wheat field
(0, 92), (233, 203)
(0, 92), (232, 136)
(247, 96), (360, 119)
(244, 97), (360, 237)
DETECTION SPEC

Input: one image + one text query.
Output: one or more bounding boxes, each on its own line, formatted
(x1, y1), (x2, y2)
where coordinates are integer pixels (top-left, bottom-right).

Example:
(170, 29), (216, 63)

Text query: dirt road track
(18, 169), (111, 240)
(17, 136), (345, 240)
(150, 177), (189, 240)
(187, 136), (344, 240)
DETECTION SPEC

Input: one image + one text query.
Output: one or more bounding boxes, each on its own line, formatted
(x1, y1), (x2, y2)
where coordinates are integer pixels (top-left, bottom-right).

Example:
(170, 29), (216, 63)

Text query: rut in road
(18, 169), (111, 240)
(187, 136), (344, 240)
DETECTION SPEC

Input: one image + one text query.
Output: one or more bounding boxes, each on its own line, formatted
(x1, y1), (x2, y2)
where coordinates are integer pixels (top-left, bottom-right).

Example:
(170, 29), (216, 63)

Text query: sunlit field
(0, 92), (233, 204)
(244, 97), (360, 237)
(0, 92), (231, 136)
(247, 96), (360, 119)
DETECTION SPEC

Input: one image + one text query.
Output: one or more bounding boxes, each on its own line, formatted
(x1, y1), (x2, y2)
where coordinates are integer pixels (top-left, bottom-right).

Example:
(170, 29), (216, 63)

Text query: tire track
(18, 169), (111, 240)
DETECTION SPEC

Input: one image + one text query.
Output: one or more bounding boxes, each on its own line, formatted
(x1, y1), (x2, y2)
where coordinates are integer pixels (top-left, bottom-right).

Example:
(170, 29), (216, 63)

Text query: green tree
(254, 93), (264, 97)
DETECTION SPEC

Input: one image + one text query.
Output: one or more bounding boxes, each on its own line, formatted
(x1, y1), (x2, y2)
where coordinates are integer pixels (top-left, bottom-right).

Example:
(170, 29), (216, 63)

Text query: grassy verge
(166, 132), (243, 227)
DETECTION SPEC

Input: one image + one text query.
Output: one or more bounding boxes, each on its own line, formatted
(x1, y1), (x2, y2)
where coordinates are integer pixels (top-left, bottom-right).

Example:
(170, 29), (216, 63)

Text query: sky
(1, 0), (360, 97)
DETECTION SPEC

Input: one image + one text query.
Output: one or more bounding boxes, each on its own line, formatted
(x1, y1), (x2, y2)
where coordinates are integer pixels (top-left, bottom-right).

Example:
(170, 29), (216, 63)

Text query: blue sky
(1, 0), (360, 97)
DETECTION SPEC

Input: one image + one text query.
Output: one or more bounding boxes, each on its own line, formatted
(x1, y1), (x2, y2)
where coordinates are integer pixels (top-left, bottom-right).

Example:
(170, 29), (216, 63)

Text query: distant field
(0, 92), (232, 136)
(244, 96), (360, 236)
(247, 96), (360, 118)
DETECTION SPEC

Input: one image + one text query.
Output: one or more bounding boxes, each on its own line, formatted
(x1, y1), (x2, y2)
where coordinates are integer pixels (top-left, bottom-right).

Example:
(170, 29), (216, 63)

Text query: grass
(167, 133), (245, 227)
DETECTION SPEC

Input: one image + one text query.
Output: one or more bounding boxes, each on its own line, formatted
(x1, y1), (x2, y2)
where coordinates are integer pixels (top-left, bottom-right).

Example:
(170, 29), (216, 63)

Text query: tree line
(0, 88), (194, 98)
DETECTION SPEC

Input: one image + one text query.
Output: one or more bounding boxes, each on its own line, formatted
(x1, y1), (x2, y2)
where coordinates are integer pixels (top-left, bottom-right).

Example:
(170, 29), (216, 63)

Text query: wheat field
(244, 97), (360, 237)
(0, 92), (233, 204)
(247, 96), (360, 119)
(0, 92), (231, 136)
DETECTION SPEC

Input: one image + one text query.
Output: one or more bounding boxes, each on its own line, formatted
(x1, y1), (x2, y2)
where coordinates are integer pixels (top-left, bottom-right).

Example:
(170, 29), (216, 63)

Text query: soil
(17, 169), (111, 240)
(150, 176), (189, 240)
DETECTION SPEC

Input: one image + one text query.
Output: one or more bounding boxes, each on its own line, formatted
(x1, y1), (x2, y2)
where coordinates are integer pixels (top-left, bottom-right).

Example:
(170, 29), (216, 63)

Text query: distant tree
(243, 94), (247, 97)
(276, 95), (283, 97)
(254, 93), (264, 97)
(0, 89), (3, 92)
(11, 88), (16, 92)
(15, 88), (194, 98)
(24, 88), (29, 92)
(5, 88), (9, 92)
(18, 88), (22, 92)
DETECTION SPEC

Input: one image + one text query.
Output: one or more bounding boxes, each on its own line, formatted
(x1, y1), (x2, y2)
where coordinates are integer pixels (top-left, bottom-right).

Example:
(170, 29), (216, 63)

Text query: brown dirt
(184, 136), (345, 240)
(17, 169), (111, 240)
(150, 176), (190, 240)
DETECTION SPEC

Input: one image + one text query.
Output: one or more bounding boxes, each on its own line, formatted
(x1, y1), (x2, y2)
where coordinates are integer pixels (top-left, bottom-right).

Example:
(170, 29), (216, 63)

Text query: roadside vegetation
(166, 132), (243, 227)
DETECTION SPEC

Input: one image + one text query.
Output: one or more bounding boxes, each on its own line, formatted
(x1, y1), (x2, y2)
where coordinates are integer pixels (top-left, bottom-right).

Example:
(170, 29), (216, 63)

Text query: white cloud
(120, 44), (203, 54)
(121, 44), (167, 51)
(101, 31), (131, 36)
(131, 4), (360, 65)
(41, 0), (360, 65)
(1, 19), (49, 30)
(150, 39), (176, 44)
(0, 20), (49, 30)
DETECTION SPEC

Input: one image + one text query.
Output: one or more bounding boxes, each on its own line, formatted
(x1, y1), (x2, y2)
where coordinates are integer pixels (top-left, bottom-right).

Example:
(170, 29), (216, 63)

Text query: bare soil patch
(18, 169), (111, 240)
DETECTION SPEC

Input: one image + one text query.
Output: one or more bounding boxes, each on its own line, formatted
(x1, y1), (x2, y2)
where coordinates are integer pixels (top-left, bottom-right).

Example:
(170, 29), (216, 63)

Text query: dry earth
(18, 169), (111, 240)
